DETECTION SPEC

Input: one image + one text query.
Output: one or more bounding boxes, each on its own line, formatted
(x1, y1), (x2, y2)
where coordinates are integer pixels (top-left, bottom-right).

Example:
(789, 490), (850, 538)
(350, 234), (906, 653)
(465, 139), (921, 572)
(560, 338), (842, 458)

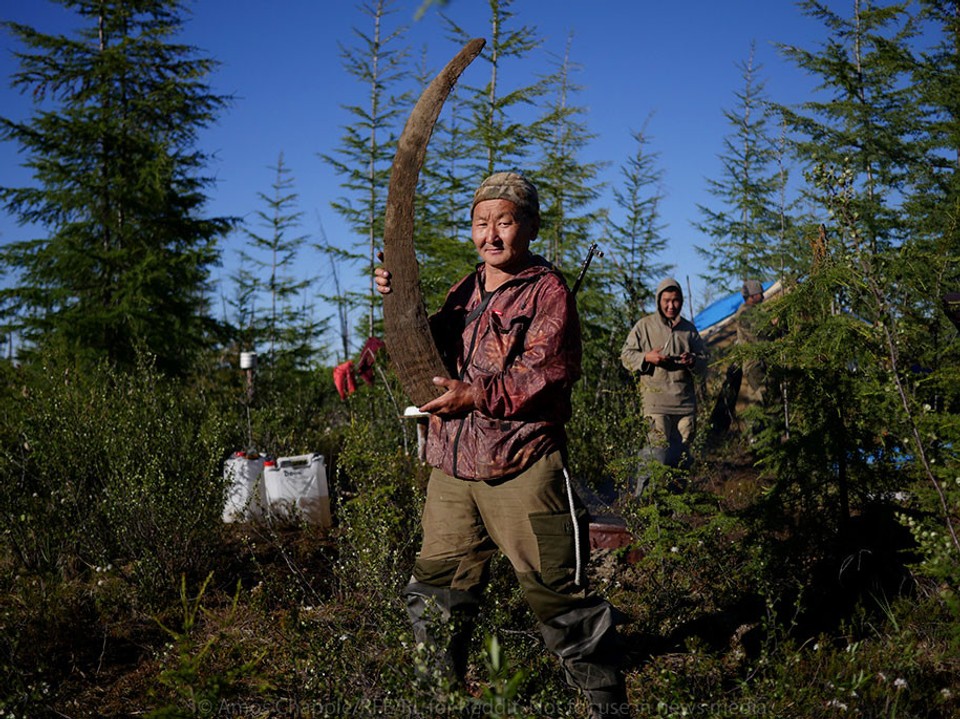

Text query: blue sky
(0, 0), (829, 357)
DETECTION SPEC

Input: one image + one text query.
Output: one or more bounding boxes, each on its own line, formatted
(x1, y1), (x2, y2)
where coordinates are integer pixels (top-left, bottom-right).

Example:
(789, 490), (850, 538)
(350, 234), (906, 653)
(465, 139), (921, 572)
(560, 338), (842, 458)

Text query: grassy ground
(2, 441), (958, 718)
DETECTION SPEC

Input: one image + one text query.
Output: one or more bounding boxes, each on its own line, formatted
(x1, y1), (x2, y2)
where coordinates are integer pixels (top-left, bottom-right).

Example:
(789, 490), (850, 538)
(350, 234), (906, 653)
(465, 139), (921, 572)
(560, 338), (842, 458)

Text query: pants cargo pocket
(528, 507), (589, 598)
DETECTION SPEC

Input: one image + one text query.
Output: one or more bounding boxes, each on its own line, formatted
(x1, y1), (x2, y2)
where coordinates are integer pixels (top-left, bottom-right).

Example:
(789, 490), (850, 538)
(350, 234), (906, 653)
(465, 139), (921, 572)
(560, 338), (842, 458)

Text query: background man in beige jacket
(620, 277), (707, 495)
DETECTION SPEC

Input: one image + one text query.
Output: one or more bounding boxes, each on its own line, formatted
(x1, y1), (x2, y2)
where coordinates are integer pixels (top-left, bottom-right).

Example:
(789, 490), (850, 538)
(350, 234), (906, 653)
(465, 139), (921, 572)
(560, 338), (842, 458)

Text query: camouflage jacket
(425, 256), (581, 481)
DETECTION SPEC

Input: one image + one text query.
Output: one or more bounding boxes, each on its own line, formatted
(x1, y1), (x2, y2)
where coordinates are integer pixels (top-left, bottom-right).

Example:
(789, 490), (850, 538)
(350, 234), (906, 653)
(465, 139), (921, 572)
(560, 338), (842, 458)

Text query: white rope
(562, 465), (583, 586)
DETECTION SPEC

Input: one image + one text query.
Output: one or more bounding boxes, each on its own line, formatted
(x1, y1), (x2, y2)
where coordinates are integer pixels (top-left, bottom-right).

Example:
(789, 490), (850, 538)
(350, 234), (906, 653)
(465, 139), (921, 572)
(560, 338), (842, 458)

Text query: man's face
(471, 198), (537, 273)
(659, 290), (682, 321)
(746, 292), (764, 306)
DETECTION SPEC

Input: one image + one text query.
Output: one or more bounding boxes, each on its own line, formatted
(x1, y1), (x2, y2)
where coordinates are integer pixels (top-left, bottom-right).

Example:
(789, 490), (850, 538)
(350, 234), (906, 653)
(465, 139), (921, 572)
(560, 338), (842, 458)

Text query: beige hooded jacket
(620, 277), (707, 415)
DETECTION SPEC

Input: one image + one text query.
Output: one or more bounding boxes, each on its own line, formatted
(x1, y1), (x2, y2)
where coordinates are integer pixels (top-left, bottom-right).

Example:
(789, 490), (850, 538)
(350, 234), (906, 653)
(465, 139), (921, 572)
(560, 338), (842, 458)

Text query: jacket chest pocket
(475, 310), (531, 371)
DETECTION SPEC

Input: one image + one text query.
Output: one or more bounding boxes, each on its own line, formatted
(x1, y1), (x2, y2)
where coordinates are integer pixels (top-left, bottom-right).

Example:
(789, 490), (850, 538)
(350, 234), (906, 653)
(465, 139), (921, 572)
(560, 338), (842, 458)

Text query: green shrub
(0, 351), (236, 604)
(334, 415), (425, 603)
(147, 574), (266, 719)
(0, 575), (98, 716)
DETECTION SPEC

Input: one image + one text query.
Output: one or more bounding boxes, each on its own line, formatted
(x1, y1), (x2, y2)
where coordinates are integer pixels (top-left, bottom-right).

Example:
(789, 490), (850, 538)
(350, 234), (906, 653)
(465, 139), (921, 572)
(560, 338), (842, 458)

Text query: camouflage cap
(471, 171), (540, 220)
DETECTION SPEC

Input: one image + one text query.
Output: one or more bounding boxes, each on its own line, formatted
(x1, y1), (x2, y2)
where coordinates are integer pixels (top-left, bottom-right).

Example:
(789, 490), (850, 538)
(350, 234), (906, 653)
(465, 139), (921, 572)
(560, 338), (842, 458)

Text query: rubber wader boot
(538, 601), (631, 718)
(405, 580), (481, 687)
(586, 686), (632, 719)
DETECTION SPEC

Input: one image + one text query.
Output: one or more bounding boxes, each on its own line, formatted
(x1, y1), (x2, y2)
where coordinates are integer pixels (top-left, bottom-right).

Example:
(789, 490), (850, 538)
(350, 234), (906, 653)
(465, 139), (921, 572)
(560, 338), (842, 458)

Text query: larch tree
(533, 32), (606, 274)
(695, 44), (790, 293)
(0, 0), (231, 375)
(902, 0), (960, 358)
(604, 122), (672, 326)
(778, 0), (917, 267)
(322, 0), (409, 342)
(759, 0), (923, 537)
(314, 219), (355, 364)
(893, 0), (960, 570)
(234, 153), (323, 371)
(533, 34), (610, 465)
(444, 0), (545, 178)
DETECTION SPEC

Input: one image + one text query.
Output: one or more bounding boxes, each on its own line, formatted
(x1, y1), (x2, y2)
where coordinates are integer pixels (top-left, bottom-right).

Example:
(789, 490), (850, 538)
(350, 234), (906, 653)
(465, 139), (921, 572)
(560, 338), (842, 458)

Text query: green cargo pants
(404, 451), (629, 715)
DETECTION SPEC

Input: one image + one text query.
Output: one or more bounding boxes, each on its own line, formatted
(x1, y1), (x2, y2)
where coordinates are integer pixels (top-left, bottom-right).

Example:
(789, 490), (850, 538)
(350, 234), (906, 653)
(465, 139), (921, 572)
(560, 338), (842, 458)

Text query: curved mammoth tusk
(381, 38), (485, 407)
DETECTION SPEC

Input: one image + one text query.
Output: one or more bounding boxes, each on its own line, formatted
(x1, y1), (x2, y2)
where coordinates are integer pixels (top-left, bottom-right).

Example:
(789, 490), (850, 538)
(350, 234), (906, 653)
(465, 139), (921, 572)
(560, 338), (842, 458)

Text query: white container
(222, 452), (267, 522)
(263, 453), (331, 528)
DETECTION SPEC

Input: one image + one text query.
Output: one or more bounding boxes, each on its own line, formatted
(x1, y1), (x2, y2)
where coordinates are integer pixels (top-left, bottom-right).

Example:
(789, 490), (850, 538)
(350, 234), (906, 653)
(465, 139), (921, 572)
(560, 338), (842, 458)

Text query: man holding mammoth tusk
(376, 171), (630, 718)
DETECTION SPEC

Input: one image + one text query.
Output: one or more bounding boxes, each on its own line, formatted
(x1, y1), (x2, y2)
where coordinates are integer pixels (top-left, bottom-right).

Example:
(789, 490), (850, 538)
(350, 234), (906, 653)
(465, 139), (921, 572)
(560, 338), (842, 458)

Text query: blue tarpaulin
(693, 281), (774, 331)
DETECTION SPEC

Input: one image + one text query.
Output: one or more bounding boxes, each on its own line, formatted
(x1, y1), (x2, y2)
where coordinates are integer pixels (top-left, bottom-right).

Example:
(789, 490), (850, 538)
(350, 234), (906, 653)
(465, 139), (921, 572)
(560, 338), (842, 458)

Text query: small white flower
(894, 678), (908, 690)
(670, 546), (679, 553)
